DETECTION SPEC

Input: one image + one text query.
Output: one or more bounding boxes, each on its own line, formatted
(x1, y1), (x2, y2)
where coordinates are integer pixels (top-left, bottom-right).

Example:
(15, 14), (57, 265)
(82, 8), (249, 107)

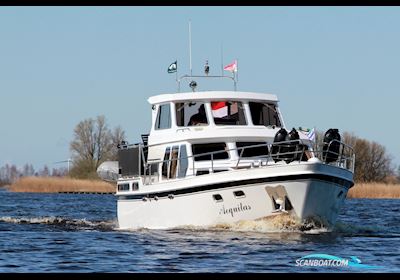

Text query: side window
(249, 102), (281, 127)
(176, 102), (208, 126)
(132, 182), (139, 191)
(236, 142), (269, 158)
(162, 147), (171, 178)
(178, 144), (188, 178)
(192, 143), (229, 161)
(117, 183), (130, 192)
(169, 146), (179, 179)
(155, 104), (171, 130)
(211, 101), (246, 125)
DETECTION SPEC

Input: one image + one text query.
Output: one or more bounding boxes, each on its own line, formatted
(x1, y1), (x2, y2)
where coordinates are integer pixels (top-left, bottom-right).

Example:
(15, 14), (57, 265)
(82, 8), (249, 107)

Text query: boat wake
(0, 215), (380, 236)
(0, 216), (117, 231)
(210, 213), (330, 234)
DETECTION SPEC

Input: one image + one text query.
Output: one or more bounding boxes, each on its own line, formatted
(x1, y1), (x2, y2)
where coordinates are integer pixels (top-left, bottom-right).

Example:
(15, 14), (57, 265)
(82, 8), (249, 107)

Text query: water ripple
(0, 192), (399, 272)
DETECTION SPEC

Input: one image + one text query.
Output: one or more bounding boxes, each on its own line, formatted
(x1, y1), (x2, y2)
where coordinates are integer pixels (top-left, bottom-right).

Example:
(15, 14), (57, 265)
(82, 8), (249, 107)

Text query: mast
(220, 43), (223, 76)
(189, 20), (192, 76)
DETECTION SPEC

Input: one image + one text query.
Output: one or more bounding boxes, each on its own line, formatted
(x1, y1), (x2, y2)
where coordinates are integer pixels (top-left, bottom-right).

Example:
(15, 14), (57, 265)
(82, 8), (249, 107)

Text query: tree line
(0, 115), (123, 185)
(0, 164), (67, 186)
(69, 115), (125, 179)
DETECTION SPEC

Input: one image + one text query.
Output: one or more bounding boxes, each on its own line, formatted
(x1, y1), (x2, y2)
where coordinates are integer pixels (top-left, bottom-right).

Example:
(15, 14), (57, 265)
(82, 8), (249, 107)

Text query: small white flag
(167, 61), (177, 73)
(307, 128), (316, 142)
(299, 127), (316, 142)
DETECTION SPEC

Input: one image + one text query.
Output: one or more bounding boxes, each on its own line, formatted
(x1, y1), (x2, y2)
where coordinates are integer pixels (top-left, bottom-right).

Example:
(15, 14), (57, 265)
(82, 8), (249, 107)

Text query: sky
(1, 6), (400, 171)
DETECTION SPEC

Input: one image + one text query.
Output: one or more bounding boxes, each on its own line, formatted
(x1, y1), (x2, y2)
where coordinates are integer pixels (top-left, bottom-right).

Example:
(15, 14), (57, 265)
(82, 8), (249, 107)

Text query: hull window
(233, 190), (245, 198)
(249, 102), (281, 127)
(192, 143), (229, 161)
(213, 194), (223, 202)
(211, 101), (247, 125)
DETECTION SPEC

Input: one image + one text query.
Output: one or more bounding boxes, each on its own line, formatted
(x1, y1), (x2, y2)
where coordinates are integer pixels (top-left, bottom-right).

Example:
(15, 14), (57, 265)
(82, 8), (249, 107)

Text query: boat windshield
(249, 102), (281, 127)
(176, 102), (208, 126)
(211, 101), (247, 125)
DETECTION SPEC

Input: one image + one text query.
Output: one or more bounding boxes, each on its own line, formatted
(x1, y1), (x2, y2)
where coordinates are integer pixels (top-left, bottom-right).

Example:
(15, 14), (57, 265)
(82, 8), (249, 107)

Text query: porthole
(233, 190), (245, 198)
(213, 194), (223, 202)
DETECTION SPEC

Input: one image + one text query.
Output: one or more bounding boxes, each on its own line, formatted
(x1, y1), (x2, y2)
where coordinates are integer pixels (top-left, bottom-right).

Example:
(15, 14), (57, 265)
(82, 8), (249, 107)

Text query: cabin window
(192, 143), (229, 161)
(236, 142), (269, 158)
(169, 146), (179, 179)
(117, 183), (130, 192)
(178, 144), (188, 178)
(155, 104), (171, 130)
(211, 101), (247, 125)
(176, 102), (208, 126)
(162, 147), (171, 178)
(132, 182), (139, 191)
(249, 102), (281, 127)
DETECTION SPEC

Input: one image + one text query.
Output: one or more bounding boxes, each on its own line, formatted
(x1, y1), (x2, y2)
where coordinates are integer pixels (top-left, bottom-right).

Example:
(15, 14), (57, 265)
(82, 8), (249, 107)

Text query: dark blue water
(0, 189), (399, 272)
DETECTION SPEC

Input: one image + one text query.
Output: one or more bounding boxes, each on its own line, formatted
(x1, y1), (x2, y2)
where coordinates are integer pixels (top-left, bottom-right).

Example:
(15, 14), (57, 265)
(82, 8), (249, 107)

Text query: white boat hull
(116, 162), (353, 230)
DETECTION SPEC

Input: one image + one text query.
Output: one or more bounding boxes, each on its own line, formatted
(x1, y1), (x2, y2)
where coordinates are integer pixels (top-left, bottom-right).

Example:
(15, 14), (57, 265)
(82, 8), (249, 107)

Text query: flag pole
(220, 42), (224, 76)
(175, 59), (178, 82)
(189, 20), (192, 76)
(236, 59), (239, 82)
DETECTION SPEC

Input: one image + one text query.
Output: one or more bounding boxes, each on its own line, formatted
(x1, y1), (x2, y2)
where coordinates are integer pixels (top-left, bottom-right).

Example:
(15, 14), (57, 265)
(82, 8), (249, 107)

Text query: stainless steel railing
(137, 139), (354, 185)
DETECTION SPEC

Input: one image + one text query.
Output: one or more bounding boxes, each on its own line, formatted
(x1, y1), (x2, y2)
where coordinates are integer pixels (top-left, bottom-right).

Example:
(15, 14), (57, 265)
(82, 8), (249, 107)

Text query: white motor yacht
(98, 79), (355, 230)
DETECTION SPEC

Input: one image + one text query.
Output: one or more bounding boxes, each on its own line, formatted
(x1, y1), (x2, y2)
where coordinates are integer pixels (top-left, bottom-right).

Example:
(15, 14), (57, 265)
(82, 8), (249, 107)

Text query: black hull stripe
(117, 173), (354, 201)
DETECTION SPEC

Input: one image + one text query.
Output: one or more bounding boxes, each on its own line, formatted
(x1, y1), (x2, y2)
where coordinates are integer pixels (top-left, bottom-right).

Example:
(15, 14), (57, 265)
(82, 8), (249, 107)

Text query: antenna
(221, 42), (224, 76)
(54, 158), (72, 174)
(189, 20), (192, 76)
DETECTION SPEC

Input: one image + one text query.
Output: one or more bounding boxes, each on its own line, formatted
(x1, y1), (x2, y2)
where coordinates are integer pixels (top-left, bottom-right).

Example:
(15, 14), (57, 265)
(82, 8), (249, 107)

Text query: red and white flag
(223, 60), (237, 72)
(211, 101), (228, 118)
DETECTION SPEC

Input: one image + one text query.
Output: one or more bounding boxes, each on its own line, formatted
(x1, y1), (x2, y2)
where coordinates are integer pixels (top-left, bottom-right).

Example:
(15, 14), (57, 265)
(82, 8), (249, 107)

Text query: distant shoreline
(347, 182), (400, 199)
(6, 177), (400, 198)
(8, 177), (115, 194)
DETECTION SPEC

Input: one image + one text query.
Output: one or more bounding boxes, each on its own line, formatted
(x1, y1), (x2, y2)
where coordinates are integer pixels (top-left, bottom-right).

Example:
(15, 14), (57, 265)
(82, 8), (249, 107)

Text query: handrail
(134, 139), (355, 185)
(177, 74), (237, 92)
